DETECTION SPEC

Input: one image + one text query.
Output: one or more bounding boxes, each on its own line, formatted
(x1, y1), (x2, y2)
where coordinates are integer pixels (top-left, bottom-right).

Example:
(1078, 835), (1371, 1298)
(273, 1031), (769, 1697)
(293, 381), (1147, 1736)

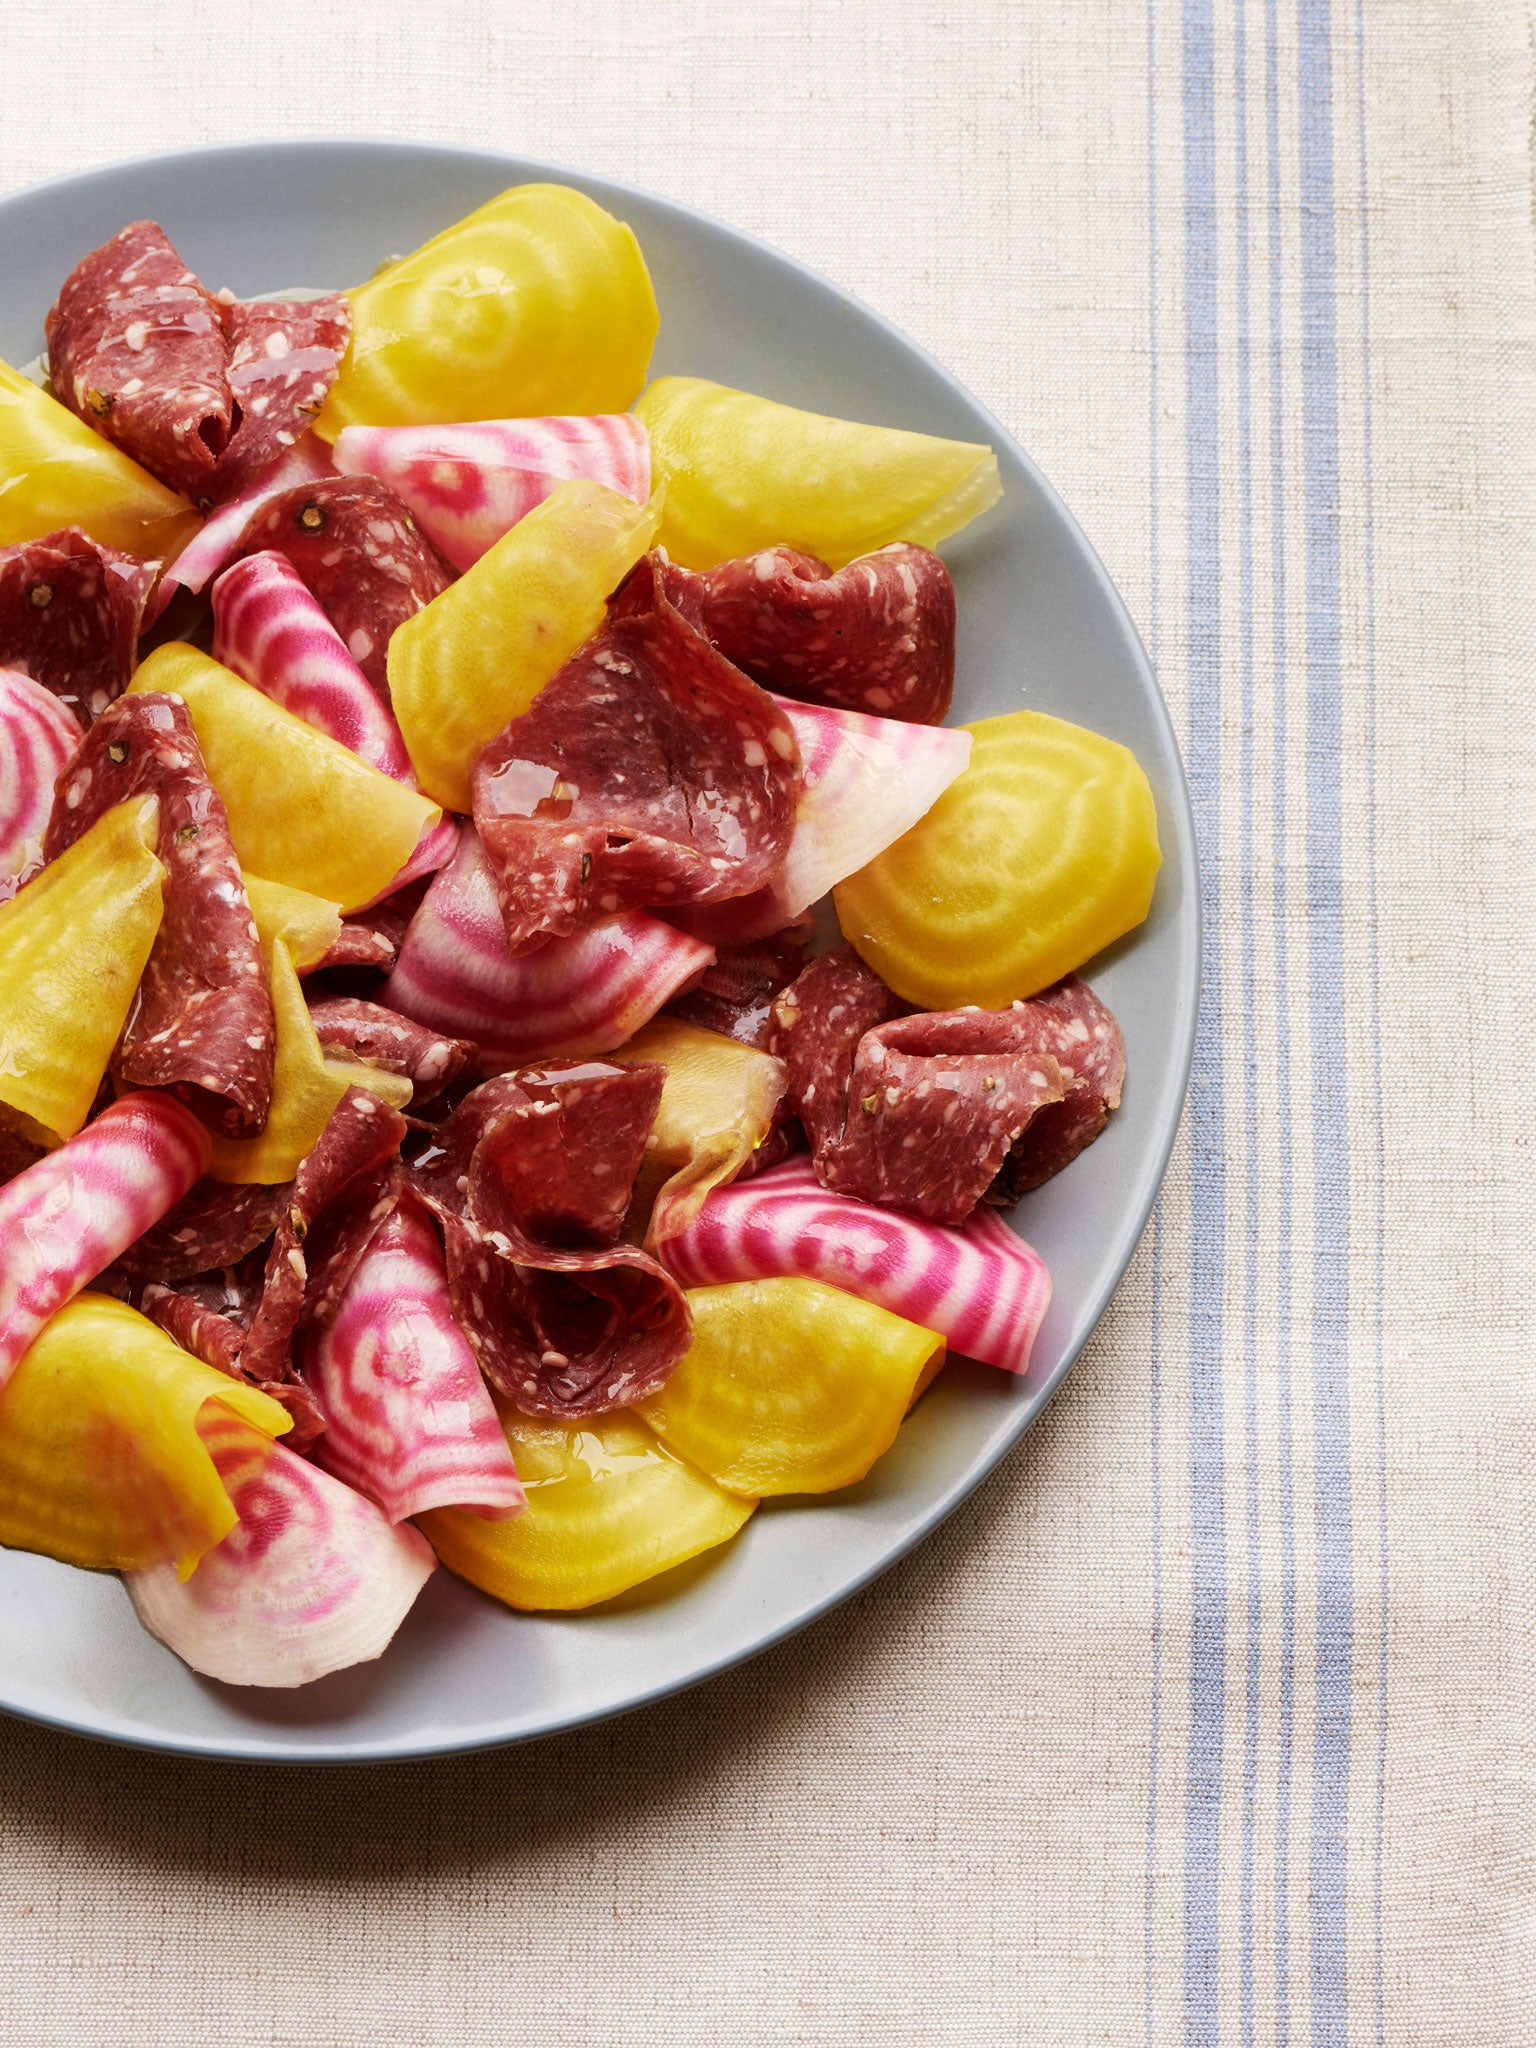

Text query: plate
(0, 140), (1197, 1762)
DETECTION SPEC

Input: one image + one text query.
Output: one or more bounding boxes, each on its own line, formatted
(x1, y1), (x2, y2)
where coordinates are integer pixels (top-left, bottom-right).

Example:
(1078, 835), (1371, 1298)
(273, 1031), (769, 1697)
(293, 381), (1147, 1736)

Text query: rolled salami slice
(472, 556), (800, 952)
(986, 977), (1127, 1200)
(0, 668), (82, 892)
(0, 1093), (211, 1394)
(381, 825), (713, 1072)
(228, 475), (455, 697)
(304, 1194), (525, 1523)
(0, 527), (157, 724)
(148, 433), (333, 622)
(306, 996), (471, 1105)
(139, 1259), (327, 1452)
(45, 692), (275, 1138)
(657, 1157), (1052, 1377)
(237, 1086), (408, 1389)
(662, 922), (811, 1048)
(662, 542), (955, 722)
(209, 295), (352, 503)
(127, 1410), (436, 1688)
(333, 414), (650, 572)
(45, 222), (232, 502)
(407, 1067), (690, 1418)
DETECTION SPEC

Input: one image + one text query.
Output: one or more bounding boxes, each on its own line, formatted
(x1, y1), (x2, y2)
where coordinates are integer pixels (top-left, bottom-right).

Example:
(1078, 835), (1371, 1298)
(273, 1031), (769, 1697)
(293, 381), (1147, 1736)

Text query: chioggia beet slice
(127, 1409), (436, 1687)
(657, 1157), (1052, 1377)
(211, 551), (456, 885)
(0, 1093), (211, 1394)
(381, 825), (713, 1072)
(0, 668), (82, 893)
(304, 1196), (525, 1524)
(334, 414), (651, 571)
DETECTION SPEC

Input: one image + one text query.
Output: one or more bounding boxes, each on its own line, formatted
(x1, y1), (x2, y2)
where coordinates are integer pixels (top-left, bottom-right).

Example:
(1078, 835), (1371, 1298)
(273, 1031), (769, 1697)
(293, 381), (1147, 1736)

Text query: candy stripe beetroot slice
(674, 697), (971, 944)
(0, 1093), (211, 1393)
(127, 1409), (436, 1688)
(210, 551), (456, 885)
(334, 415), (651, 571)
(381, 826), (713, 1073)
(658, 1157), (1052, 1377)
(0, 668), (82, 893)
(305, 1197), (525, 1524)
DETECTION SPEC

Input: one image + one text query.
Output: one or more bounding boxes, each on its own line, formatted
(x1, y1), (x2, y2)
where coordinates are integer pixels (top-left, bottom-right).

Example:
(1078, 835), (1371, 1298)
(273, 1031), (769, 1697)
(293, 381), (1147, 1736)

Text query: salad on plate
(0, 184), (1160, 1688)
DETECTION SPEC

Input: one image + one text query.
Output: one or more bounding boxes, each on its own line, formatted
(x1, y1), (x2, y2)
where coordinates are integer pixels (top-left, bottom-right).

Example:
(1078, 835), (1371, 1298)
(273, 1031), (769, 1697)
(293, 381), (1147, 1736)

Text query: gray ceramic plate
(0, 141), (1197, 1762)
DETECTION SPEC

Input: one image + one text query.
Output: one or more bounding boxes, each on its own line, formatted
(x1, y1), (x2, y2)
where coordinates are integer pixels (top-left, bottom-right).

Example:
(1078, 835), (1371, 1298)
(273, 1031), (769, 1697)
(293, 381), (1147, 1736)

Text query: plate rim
(0, 136), (1199, 1764)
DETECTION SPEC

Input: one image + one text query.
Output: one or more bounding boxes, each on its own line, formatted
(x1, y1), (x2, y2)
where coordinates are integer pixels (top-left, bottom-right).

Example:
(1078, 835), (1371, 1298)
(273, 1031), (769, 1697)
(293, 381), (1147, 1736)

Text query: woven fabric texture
(0, 3), (1530, 2043)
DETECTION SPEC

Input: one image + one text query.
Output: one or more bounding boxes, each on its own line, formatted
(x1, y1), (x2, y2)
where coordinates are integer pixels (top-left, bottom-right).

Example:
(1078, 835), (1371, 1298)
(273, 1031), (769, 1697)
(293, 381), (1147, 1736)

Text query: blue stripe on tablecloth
(1350, 0), (1388, 2038)
(1297, 4), (1355, 2041)
(1264, 0), (1301, 2031)
(1179, 2), (1229, 2040)
(1231, 1), (1262, 2041)
(1143, 6), (1166, 2042)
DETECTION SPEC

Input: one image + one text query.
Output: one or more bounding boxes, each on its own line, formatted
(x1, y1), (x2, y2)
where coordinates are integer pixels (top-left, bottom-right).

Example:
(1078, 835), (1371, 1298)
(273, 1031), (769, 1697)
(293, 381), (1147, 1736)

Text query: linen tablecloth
(0, 3), (1528, 2042)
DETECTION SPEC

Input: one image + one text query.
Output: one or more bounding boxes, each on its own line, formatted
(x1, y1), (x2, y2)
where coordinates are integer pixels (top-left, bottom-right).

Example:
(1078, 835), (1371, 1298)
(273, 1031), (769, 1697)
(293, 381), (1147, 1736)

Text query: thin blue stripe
(1351, 1), (1388, 2039)
(1297, 3), (1355, 2041)
(1179, 2), (1229, 2040)
(1231, 2), (1263, 2041)
(1142, 6), (1165, 2041)
(1264, 0), (1300, 2032)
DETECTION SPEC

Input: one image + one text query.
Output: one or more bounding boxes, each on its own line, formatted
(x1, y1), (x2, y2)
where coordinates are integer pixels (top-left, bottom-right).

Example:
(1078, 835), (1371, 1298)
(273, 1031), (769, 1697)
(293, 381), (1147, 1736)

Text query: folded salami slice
(0, 1093), (211, 1394)
(307, 886), (423, 978)
(149, 433), (334, 622)
(237, 1086), (408, 1389)
(307, 996), (471, 1106)
(662, 923), (812, 1049)
(117, 1177), (291, 1284)
(229, 475), (455, 697)
(45, 692), (275, 1137)
(210, 296), (352, 503)
(985, 977), (1127, 1201)
(768, 949), (1129, 1225)
(138, 1259), (328, 1452)
(0, 528), (157, 724)
(407, 1066), (690, 1418)
(472, 556), (800, 952)
(45, 221), (231, 502)
(140, 1279), (248, 1376)
(662, 543), (955, 723)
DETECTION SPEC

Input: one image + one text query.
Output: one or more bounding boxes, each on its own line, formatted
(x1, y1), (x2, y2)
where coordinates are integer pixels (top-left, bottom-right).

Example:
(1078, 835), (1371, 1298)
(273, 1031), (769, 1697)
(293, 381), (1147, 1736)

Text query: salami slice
(306, 887), (423, 978)
(307, 996), (472, 1106)
(44, 692), (275, 1137)
(0, 528), (157, 723)
(238, 1086), (408, 1388)
(117, 1176), (290, 1284)
(986, 978), (1127, 1200)
(770, 949), (1129, 1225)
(662, 543), (955, 723)
(472, 557), (801, 953)
(45, 221), (231, 502)
(663, 922), (812, 1048)
(209, 296), (352, 502)
(407, 1066), (689, 1418)
(139, 1278), (327, 1452)
(229, 475), (454, 697)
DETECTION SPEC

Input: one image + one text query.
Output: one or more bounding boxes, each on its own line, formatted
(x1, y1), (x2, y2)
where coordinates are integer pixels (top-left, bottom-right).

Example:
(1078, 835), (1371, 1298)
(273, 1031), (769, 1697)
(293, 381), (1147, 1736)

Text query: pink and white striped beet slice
(333, 415), (651, 572)
(127, 1410), (436, 1688)
(146, 431), (335, 624)
(381, 825), (713, 1072)
(675, 697), (972, 944)
(305, 1197), (524, 1524)
(0, 668), (83, 890)
(210, 551), (456, 888)
(658, 1156), (1052, 1376)
(0, 1094), (213, 1393)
